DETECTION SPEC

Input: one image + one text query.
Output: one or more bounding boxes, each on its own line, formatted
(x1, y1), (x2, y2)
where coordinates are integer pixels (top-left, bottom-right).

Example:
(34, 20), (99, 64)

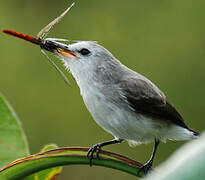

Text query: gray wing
(119, 77), (188, 129)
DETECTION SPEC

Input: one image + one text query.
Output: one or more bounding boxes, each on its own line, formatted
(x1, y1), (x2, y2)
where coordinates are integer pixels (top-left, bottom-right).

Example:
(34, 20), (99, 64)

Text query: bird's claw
(87, 143), (102, 166)
(137, 162), (152, 176)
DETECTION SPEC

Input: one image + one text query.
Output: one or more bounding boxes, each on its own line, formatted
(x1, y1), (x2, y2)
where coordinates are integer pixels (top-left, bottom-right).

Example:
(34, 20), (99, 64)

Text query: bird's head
(54, 41), (113, 66)
(44, 40), (119, 84)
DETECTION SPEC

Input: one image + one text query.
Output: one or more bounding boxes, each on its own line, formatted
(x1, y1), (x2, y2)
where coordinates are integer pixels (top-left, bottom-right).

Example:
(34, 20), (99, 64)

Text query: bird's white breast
(80, 84), (195, 145)
(76, 77), (164, 144)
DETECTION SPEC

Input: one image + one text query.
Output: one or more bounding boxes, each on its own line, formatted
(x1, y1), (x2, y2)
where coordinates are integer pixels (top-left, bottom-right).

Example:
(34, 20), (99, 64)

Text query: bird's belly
(83, 94), (165, 144)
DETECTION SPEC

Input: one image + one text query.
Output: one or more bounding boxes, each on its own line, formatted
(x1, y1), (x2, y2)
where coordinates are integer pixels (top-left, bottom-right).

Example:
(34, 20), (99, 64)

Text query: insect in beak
(2, 3), (76, 86)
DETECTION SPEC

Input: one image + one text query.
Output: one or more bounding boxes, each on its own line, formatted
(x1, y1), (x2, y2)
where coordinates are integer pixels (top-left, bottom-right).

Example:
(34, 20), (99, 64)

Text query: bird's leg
(87, 139), (123, 166)
(137, 139), (160, 175)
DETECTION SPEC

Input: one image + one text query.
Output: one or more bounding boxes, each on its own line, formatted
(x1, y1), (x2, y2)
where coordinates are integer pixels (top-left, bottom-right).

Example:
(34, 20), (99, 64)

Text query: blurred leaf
(0, 93), (62, 179)
(145, 132), (205, 180)
(24, 144), (62, 180)
(0, 93), (29, 168)
(0, 147), (143, 180)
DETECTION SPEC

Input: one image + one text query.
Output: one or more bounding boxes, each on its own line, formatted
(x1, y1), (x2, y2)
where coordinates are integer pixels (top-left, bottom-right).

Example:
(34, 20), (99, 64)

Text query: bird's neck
(68, 63), (100, 95)
(65, 58), (125, 97)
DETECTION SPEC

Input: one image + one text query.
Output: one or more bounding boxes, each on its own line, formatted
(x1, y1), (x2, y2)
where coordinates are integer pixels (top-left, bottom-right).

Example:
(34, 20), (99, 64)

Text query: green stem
(0, 147), (144, 179)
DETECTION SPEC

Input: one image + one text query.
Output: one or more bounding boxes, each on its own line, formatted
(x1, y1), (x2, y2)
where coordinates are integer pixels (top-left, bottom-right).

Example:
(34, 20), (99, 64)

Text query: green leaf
(0, 93), (29, 168)
(145, 132), (205, 180)
(24, 144), (63, 180)
(0, 147), (143, 179)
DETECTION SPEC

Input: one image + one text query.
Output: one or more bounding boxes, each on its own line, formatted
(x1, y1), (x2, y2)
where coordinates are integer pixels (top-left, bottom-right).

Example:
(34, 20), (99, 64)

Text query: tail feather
(188, 128), (200, 137)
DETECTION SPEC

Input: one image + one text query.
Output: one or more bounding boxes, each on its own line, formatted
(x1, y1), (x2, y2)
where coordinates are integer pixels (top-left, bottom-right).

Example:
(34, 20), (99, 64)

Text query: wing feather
(120, 78), (188, 129)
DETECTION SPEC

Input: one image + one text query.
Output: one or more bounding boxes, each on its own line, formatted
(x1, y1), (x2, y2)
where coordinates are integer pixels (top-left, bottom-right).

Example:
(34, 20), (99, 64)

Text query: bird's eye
(79, 48), (91, 55)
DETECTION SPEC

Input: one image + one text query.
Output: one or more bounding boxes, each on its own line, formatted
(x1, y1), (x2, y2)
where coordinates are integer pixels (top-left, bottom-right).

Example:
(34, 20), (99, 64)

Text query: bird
(2, 27), (199, 174)
(42, 40), (198, 174)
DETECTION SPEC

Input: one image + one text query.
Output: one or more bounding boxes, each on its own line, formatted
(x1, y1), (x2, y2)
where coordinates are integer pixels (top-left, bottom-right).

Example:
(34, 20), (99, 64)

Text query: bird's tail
(188, 128), (200, 138)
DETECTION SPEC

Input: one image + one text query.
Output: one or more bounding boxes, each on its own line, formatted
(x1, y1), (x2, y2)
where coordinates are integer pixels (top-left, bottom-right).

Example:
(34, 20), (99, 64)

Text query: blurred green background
(0, 0), (204, 179)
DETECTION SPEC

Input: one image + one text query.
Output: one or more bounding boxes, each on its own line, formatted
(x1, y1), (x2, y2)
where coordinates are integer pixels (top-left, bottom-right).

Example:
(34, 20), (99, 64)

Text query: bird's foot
(87, 143), (102, 166)
(137, 161), (152, 176)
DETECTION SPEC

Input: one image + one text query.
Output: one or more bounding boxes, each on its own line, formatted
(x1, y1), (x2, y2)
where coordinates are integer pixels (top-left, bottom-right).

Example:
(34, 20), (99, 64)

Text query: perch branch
(0, 147), (144, 179)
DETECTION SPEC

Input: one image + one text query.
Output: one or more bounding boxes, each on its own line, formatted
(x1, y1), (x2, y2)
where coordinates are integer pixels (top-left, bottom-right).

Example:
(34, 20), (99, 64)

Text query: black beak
(42, 39), (79, 58)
